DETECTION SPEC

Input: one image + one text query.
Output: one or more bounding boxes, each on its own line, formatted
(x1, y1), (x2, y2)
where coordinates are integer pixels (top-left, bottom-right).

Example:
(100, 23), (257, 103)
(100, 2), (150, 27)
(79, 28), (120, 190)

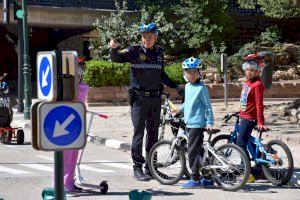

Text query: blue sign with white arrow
(43, 106), (82, 146)
(39, 57), (52, 97)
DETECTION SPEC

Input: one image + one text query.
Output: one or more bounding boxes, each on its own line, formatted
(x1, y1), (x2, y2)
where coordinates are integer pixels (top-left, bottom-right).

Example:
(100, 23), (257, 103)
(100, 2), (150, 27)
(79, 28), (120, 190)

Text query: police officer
(109, 23), (182, 181)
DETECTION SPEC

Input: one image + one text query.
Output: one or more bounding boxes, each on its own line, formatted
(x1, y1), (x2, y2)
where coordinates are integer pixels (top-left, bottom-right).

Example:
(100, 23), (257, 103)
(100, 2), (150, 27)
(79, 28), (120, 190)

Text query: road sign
(31, 101), (43, 150)
(37, 51), (57, 101)
(37, 102), (86, 151)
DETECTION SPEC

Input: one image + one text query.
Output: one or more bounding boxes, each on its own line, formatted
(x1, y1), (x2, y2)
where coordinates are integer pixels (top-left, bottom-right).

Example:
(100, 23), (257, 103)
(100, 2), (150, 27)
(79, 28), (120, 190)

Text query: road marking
(5, 145), (17, 148)
(0, 165), (32, 175)
(19, 164), (53, 172)
(80, 165), (115, 173)
(36, 155), (53, 161)
(95, 160), (132, 169)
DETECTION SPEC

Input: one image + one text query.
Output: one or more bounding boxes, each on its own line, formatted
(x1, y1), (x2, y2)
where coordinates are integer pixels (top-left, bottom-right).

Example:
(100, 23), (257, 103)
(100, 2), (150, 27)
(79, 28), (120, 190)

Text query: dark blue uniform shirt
(110, 45), (178, 91)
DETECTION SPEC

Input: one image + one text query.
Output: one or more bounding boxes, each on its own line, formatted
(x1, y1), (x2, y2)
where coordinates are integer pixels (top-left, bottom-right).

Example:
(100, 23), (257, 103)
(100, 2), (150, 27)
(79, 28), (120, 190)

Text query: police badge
(139, 53), (147, 61)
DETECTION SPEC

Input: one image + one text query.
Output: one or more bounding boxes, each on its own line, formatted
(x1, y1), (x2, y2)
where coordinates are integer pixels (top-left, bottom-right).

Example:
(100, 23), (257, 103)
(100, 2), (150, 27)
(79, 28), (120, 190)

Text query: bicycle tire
(148, 140), (186, 185)
(261, 139), (294, 186)
(213, 143), (250, 192)
(211, 134), (231, 148)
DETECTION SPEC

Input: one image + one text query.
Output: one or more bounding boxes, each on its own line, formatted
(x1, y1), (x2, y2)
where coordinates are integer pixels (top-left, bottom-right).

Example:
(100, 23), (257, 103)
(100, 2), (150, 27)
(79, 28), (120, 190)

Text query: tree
(91, 1), (138, 60)
(175, 0), (234, 52)
(238, 0), (300, 18)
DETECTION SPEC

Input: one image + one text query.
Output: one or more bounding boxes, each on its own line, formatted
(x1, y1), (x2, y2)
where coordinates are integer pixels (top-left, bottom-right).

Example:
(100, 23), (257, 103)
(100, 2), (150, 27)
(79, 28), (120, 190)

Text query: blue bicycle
(211, 112), (294, 186)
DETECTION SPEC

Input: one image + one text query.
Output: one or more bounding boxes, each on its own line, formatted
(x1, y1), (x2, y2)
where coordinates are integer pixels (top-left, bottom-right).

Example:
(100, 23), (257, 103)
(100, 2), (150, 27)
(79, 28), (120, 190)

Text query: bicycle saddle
(205, 128), (220, 134)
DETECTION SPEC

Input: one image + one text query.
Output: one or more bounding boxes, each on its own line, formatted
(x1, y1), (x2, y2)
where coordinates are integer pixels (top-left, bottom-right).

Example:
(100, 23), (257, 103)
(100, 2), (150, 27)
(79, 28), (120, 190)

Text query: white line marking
(80, 165), (115, 173)
(36, 155), (53, 161)
(5, 145), (17, 148)
(95, 160), (132, 169)
(0, 165), (32, 175)
(19, 164), (53, 172)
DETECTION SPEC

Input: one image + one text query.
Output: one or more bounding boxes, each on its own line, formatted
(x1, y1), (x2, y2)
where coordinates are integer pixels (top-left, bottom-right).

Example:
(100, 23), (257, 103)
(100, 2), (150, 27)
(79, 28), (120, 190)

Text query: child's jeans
(187, 128), (204, 181)
(237, 118), (257, 159)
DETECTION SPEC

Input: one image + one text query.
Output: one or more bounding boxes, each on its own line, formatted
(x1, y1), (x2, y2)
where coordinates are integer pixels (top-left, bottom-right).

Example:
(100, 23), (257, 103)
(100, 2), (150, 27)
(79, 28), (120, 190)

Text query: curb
(88, 135), (131, 152)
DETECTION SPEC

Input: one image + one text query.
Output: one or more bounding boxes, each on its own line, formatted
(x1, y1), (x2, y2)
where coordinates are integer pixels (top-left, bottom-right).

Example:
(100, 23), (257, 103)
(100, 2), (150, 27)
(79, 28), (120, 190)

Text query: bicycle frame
(170, 128), (229, 171)
(226, 116), (276, 166)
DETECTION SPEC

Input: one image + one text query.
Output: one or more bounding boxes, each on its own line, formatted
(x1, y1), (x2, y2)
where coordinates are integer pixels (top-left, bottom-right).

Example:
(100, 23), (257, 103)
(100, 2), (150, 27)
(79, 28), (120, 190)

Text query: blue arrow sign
(44, 106), (82, 146)
(39, 57), (52, 97)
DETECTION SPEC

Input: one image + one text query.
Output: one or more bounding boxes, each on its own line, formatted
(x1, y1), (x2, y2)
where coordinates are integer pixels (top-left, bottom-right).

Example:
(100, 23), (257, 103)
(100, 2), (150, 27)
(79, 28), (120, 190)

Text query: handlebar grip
(98, 114), (109, 119)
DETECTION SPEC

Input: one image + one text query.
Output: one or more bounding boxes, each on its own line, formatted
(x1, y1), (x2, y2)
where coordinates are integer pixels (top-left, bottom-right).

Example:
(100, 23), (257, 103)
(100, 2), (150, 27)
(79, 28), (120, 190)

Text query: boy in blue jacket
(178, 57), (215, 189)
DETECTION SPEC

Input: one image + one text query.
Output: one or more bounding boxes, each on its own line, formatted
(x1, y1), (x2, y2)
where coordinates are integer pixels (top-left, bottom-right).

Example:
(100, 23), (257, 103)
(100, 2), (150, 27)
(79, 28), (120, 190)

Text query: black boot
(144, 169), (154, 180)
(133, 168), (150, 181)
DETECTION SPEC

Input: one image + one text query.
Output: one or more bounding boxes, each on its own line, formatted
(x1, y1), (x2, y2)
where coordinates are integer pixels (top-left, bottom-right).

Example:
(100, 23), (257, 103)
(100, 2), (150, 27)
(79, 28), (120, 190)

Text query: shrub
(164, 62), (185, 85)
(257, 26), (282, 46)
(83, 60), (130, 87)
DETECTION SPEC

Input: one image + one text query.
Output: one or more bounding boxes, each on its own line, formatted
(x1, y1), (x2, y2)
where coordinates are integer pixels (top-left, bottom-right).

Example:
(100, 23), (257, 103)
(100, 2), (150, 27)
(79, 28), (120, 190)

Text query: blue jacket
(180, 82), (214, 128)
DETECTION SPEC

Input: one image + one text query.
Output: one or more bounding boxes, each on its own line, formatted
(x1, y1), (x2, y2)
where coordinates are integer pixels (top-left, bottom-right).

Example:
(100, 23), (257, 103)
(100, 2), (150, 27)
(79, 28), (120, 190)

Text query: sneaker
(199, 178), (214, 186)
(180, 179), (203, 189)
(247, 173), (255, 183)
(74, 185), (83, 192)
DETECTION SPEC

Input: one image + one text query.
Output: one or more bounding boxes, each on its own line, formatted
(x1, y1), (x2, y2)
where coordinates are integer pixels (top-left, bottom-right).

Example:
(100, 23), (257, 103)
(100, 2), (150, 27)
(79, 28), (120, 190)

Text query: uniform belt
(133, 90), (162, 97)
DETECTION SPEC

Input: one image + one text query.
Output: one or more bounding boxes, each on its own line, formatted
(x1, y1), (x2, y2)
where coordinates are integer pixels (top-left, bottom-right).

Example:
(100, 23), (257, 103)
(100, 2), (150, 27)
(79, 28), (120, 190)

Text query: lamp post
(15, 0), (31, 119)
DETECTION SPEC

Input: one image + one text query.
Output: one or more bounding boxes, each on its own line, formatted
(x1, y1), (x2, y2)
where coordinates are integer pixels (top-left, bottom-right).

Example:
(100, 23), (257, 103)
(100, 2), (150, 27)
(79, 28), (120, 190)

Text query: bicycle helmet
(242, 60), (263, 71)
(244, 53), (265, 67)
(139, 22), (159, 35)
(0, 81), (9, 94)
(182, 57), (202, 69)
(182, 57), (202, 82)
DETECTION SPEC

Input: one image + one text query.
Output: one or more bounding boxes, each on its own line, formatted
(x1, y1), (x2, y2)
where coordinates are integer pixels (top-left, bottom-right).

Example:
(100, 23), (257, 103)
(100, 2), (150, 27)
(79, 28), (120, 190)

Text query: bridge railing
(0, 0), (138, 10)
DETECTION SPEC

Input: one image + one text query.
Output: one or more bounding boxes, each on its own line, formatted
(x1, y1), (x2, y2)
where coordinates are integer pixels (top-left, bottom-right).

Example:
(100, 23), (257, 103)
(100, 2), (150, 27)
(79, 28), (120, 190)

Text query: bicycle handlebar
(87, 111), (109, 119)
(223, 112), (240, 123)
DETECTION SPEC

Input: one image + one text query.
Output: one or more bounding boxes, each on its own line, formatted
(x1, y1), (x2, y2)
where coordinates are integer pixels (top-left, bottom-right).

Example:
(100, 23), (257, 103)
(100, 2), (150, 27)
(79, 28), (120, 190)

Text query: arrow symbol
(42, 65), (50, 87)
(53, 114), (76, 138)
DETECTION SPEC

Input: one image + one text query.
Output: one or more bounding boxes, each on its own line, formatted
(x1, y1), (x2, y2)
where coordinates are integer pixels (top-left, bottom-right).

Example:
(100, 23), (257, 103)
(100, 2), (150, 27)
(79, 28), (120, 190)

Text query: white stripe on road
(0, 165), (32, 175)
(19, 164), (53, 172)
(36, 155), (53, 161)
(80, 165), (115, 173)
(95, 160), (132, 169)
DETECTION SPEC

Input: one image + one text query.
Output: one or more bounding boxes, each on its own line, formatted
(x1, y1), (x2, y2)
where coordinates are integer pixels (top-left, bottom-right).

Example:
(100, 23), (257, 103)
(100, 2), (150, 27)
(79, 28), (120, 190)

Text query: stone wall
(87, 82), (300, 103)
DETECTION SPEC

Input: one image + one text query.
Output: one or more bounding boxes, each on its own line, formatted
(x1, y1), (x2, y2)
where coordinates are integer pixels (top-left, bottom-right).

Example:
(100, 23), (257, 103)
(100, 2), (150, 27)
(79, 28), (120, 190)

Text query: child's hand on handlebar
(257, 125), (270, 131)
(206, 125), (213, 131)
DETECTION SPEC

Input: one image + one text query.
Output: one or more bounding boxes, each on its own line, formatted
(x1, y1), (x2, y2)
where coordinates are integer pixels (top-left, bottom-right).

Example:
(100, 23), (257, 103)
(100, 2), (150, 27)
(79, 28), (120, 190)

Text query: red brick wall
(87, 82), (300, 103)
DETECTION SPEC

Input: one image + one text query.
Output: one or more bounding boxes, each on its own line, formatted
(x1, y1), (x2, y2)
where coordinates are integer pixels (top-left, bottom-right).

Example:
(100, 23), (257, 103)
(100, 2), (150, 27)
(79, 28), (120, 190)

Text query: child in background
(177, 57), (215, 189)
(63, 58), (89, 196)
(238, 56), (269, 156)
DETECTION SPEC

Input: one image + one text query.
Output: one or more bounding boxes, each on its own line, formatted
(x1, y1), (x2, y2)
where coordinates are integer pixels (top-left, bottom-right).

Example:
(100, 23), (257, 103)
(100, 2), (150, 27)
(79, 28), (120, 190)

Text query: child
(238, 56), (269, 157)
(178, 57), (214, 189)
(63, 58), (89, 196)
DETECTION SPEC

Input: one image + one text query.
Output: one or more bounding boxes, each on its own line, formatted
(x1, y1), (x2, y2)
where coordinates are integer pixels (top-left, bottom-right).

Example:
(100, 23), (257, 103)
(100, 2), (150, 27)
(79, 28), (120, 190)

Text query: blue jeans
(237, 118), (257, 159)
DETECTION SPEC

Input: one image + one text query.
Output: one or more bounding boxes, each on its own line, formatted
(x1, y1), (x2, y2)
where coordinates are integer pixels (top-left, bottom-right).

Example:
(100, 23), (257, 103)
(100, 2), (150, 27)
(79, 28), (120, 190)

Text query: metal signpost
(221, 53), (228, 108)
(32, 50), (85, 200)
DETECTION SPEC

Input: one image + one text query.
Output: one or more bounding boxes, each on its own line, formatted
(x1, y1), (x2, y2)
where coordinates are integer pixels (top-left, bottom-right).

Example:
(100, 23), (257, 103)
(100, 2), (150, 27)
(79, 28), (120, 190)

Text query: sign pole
(54, 51), (64, 200)
(221, 53), (228, 108)
(22, 0), (32, 119)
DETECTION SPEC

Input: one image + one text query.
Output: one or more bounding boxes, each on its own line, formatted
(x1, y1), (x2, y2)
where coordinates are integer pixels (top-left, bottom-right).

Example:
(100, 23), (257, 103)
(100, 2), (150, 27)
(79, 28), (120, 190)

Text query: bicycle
(211, 112), (294, 186)
(148, 116), (250, 192)
(158, 92), (180, 141)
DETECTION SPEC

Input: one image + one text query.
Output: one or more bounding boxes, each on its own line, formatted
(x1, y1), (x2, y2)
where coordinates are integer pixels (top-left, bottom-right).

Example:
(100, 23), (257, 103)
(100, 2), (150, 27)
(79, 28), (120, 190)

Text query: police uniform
(110, 44), (178, 172)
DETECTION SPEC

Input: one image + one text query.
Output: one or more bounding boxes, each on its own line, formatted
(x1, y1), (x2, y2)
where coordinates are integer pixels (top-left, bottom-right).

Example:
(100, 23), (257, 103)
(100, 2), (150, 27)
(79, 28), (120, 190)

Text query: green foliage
(200, 42), (227, 74)
(164, 63), (185, 84)
(175, 0), (234, 50)
(257, 26), (282, 46)
(83, 60), (130, 87)
(91, 1), (138, 60)
(84, 60), (185, 86)
(238, 0), (300, 18)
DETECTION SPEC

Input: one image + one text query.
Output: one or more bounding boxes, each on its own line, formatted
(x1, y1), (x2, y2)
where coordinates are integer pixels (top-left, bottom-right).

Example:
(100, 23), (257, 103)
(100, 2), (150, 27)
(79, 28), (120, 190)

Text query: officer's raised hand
(109, 38), (120, 49)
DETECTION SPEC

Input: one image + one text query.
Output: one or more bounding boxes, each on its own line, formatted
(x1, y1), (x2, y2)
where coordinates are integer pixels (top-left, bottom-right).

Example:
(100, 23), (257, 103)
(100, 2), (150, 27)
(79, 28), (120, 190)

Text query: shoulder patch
(118, 49), (129, 54)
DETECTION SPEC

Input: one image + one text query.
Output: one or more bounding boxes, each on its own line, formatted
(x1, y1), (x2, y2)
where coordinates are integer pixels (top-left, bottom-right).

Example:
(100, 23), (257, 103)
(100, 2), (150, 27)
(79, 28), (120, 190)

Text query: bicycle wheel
(261, 139), (294, 186)
(212, 143), (250, 192)
(211, 134), (230, 149)
(148, 140), (186, 185)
